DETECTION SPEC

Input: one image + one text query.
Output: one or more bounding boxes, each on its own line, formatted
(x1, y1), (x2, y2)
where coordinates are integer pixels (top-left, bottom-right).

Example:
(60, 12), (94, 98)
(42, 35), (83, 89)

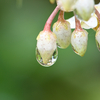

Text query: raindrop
(36, 48), (58, 67)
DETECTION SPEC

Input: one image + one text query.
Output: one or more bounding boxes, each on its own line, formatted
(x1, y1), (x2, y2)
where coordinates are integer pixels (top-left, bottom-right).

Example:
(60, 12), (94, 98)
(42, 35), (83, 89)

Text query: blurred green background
(0, 0), (100, 100)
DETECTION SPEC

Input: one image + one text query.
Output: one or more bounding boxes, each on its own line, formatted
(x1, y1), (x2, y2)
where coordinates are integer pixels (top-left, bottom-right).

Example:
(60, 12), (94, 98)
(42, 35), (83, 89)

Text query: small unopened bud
(71, 16), (88, 56)
(74, 0), (94, 21)
(95, 27), (100, 51)
(71, 29), (88, 56)
(36, 30), (58, 67)
(56, 0), (77, 12)
(53, 11), (71, 49)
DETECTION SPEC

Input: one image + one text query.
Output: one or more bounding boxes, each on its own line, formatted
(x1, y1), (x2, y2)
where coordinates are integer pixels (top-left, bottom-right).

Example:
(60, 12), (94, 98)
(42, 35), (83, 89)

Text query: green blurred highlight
(16, 0), (23, 8)
(0, 0), (100, 100)
(49, 0), (56, 4)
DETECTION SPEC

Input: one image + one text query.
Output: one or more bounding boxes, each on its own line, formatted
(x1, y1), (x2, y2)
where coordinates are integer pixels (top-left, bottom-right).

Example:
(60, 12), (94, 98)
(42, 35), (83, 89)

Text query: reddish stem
(95, 8), (100, 23)
(58, 10), (64, 21)
(43, 6), (59, 31)
(75, 16), (83, 31)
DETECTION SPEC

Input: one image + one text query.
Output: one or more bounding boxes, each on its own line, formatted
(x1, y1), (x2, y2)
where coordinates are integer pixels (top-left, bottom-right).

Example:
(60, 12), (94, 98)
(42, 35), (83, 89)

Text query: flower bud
(36, 30), (58, 67)
(53, 11), (71, 49)
(95, 27), (100, 51)
(56, 0), (77, 12)
(74, 0), (94, 21)
(71, 29), (88, 56)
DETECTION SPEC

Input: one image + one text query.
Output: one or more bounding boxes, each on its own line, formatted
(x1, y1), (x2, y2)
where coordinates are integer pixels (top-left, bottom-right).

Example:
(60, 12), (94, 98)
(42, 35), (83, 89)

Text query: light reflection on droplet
(36, 48), (58, 67)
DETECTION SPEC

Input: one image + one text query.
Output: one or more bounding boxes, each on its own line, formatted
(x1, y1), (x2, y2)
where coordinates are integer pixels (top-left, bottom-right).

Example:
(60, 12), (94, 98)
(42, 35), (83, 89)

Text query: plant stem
(75, 16), (83, 31)
(95, 8), (100, 23)
(58, 10), (64, 21)
(44, 6), (59, 31)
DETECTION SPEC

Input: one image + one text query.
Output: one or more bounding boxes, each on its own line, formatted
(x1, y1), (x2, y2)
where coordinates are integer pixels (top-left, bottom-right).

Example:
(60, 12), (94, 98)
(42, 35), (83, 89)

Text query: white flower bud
(53, 20), (71, 48)
(74, 0), (94, 21)
(95, 27), (100, 51)
(71, 29), (88, 56)
(36, 31), (57, 66)
(52, 11), (71, 49)
(56, 0), (77, 12)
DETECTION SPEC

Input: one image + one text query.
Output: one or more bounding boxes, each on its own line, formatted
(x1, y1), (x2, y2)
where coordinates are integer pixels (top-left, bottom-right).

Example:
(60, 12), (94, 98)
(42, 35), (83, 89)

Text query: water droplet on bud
(36, 48), (58, 67)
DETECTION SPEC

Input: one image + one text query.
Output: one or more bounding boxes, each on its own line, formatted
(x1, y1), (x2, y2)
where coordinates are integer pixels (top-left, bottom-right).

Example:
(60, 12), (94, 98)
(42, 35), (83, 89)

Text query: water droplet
(96, 40), (100, 51)
(36, 48), (58, 67)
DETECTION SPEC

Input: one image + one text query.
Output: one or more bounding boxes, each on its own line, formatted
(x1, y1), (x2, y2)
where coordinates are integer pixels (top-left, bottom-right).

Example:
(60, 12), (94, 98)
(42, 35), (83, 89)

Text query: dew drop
(36, 48), (58, 67)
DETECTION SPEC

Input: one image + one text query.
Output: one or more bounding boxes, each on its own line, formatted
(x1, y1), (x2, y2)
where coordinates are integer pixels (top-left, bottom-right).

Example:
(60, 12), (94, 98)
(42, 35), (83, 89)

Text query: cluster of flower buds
(36, 0), (100, 67)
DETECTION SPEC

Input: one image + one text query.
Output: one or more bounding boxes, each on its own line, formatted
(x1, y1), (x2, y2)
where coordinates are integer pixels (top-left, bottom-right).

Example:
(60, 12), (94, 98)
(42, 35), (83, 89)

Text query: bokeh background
(0, 0), (100, 100)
